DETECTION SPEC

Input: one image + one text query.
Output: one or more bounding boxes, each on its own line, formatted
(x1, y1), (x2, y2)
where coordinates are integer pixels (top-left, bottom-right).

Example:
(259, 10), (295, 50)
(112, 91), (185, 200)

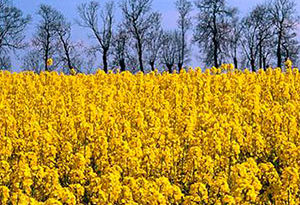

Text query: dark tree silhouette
(145, 13), (163, 72)
(175, 0), (192, 71)
(112, 26), (128, 72)
(0, 0), (30, 70)
(194, 0), (236, 68)
(241, 4), (273, 71)
(0, 0), (30, 52)
(33, 5), (62, 71)
(56, 17), (77, 73)
(161, 31), (179, 73)
(225, 16), (242, 69)
(270, 0), (300, 68)
(121, 0), (160, 72)
(78, 1), (114, 73)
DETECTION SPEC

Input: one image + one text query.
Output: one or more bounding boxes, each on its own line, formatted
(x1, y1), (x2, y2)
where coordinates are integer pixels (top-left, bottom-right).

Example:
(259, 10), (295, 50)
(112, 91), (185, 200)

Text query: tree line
(0, 0), (299, 73)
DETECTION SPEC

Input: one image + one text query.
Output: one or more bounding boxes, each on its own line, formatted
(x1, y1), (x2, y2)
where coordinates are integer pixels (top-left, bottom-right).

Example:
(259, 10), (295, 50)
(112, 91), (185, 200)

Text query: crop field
(0, 65), (300, 204)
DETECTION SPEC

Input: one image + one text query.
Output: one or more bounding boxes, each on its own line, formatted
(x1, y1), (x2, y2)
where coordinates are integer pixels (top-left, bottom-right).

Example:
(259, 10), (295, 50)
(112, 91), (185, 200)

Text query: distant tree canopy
(2, 0), (300, 73)
(0, 0), (30, 70)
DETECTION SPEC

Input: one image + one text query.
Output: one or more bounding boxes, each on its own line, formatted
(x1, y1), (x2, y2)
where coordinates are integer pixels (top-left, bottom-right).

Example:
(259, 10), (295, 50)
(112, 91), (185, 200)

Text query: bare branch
(78, 1), (114, 73)
(121, 0), (156, 72)
(0, 0), (30, 53)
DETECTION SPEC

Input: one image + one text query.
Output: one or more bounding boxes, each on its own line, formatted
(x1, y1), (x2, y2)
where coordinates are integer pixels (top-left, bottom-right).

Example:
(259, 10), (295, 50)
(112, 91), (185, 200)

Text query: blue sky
(10, 0), (300, 68)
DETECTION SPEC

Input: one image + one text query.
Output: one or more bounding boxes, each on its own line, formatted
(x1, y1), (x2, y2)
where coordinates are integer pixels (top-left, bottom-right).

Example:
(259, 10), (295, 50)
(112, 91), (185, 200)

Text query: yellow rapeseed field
(0, 63), (299, 204)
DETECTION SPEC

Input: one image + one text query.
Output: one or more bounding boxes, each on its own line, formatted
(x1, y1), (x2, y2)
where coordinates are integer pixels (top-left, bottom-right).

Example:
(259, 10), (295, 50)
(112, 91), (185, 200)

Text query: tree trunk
(45, 32), (50, 72)
(66, 55), (72, 72)
(263, 57), (267, 71)
(103, 49), (108, 73)
(259, 44), (263, 69)
(44, 56), (48, 71)
(180, 24), (185, 72)
(64, 46), (72, 71)
(233, 57), (238, 70)
(60, 35), (73, 72)
(213, 36), (218, 68)
(251, 58), (256, 72)
(137, 39), (144, 73)
(119, 58), (126, 72)
(178, 63), (183, 72)
(212, 12), (219, 68)
(150, 61), (155, 72)
(277, 30), (282, 68)
(285, 48), (290, 60)
(45, 46), (49, 72)
(166, 64), (173, 73)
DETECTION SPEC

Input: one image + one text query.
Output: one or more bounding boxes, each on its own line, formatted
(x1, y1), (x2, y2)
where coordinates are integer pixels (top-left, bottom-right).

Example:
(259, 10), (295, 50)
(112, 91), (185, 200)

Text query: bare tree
(112, 26), (139, 73)
(193, 0), (236, 67)
(161, 31), (179, 73)
(112, 26), (128, 72)
(26, 5), (83, 73)
(240, 4), (273, 71)
(175, 0), (192, 71)
(0, 0), (30, 70)
(121, 0), (160, 72)
(0, 0), (30, 53)
(145, 14), (163, 72)
(281, 31), (300, 65)
(57, 20), (74, 72)
(56, 14), (83, 73)
(33, 4), (63, 71)
(78, 1), (114, 73)
(270, 0), (299, 68)
(125, 43), (140, 73)
(225, 16), (242, 69)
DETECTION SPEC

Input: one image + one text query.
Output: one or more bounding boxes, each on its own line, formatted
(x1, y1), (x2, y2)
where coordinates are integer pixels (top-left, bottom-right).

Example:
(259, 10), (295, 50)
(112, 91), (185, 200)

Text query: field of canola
(0, 66), (299, 204)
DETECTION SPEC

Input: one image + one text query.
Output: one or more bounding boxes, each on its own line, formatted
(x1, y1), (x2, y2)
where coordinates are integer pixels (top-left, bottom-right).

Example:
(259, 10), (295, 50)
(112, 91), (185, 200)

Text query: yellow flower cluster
(0, 67), (299, 204)
(46, 58), (53, 67)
